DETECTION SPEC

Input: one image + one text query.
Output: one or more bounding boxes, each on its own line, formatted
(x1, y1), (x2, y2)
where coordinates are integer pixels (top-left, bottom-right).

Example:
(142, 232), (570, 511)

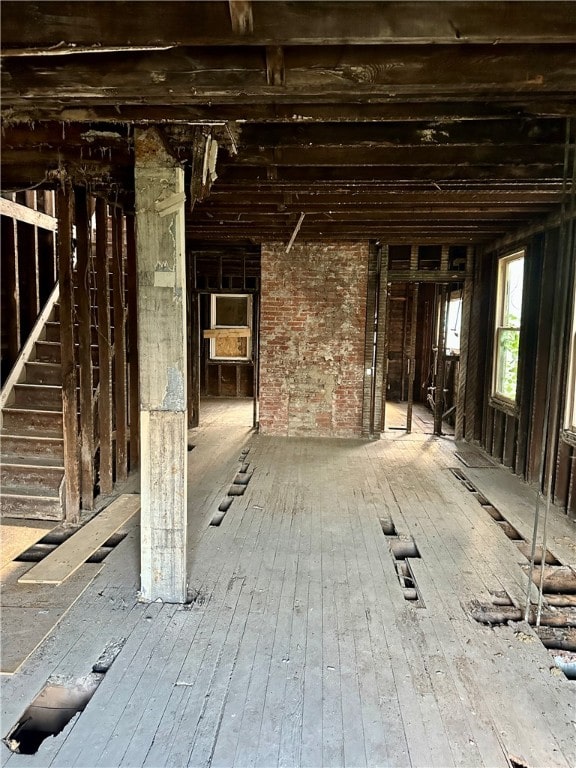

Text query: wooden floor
(1, 398), (575, 768)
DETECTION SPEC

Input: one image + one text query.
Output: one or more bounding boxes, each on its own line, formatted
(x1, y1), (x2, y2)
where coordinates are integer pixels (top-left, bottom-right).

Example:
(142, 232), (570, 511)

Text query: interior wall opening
(188, 245), (261, 430)
(383, 245), (468, 436)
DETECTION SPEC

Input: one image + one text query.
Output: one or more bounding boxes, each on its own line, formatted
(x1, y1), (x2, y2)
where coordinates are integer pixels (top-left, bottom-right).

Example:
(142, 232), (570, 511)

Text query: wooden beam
(125, 214), (139, 470)
(5, 99), (573, 124)
(56, 185), (80, 523)
(95, 198), (113, 494)
(74, 186), (95, 509)
(111, 207), (128, 483)
(3, 2), (575, 48)
(135, 126), (188, 603)
(373, 245), (390, 434)
(2, 45), (574, 107)
(455, 270), (473, 439)
(0, 197), (58, 231)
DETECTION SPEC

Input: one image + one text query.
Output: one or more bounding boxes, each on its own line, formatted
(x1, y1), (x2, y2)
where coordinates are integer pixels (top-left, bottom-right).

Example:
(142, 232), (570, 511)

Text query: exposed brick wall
(259, 241), (369, 437)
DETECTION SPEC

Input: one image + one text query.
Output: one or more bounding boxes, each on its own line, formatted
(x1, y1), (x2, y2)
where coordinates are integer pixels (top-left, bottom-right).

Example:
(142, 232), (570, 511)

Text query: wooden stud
(433, 285), (448, 435)
(74, 187), (95, 510)
(56, 185), (80, 523)
(252, 292), (260, 429)
(455, 269), (473, 439)
(373, 245), (390, 435)
(1, 215), (20, 370)
(361, 243), (379, 437)
(406, 282), (419, 434)
(125, 214), (140, 468)
(111, 207), (127, 483)
(95, 198), (113, 495)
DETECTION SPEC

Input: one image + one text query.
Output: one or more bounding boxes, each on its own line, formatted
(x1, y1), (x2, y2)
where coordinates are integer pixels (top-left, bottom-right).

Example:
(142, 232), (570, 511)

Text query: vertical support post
(434, 285), (448, 436)
(361, 242), (379, 437)
(74, 187), (95, 509)
(406, 282), (419, 434)
(126, 214), (140, 468)
(1, 216), (20, 368)
(135, 127), (188, 603)
(455, 268), (473, 439)
(374, 245), (390, 434)
(187, 254), (200, 428)
(252, 292), (260, 429)
(111, 207), (128, 482)
(95, 198), (113, 494)
(56, 186), (80, 523)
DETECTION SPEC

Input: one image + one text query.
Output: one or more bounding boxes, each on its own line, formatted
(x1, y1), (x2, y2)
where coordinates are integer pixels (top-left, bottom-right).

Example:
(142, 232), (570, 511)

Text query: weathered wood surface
(0, 519), (55, 570)
(1, 407), (574, 767)
(0, 562), (102, 674)
(56, 185), (80, 524)
(4, 2), (576, 49)
(17, 495), (140, 585)
(74, 187), (95, 510)
(135, 127), (188, 603)
(464, 466), (576, 567)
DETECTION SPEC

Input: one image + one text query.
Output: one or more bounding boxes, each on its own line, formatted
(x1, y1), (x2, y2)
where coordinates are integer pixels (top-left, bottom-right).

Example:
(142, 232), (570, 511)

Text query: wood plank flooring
(1, 399), (574, 768)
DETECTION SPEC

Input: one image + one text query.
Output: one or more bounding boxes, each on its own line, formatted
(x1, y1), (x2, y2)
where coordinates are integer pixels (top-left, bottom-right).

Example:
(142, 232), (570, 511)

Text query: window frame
(491, 249), (525, 407)
(209, 293), (252, 362)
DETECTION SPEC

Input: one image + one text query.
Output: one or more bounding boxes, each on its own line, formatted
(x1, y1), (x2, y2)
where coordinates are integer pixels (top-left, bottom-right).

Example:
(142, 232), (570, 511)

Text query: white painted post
(135, 127), (188, 603)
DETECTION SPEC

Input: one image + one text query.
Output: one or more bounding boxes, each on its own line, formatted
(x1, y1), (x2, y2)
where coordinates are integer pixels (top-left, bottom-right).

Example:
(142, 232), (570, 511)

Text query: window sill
(561, 429), (576, 448)
(489, 396), (519, 418)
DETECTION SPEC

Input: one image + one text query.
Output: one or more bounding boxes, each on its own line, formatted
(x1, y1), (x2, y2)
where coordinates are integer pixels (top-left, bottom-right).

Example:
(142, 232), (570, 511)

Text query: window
(493, 250), (524, 402)
(445, 293), (462, 355)
(565, 279), (576, 433)
(209, 294), (252, 360)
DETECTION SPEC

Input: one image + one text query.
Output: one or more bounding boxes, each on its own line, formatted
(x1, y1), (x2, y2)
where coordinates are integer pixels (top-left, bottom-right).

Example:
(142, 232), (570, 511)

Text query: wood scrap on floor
(18, 494), (140, 585)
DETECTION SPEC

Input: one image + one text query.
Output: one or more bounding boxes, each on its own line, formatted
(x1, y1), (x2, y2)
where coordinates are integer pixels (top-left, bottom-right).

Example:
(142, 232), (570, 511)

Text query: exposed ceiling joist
(2, 1), (575, 50)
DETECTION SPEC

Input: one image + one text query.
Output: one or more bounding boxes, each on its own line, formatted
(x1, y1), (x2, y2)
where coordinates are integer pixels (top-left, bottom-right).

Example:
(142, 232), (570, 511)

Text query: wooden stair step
(0, 434), (64, 461)
(2, 408), (63, 436)
(24, 361), (62, 385)
(23, 361), (99, 387)
(1, 462), (64, 494)
(14, 383), (62, 409)
(0, 488), (63, 521)
(35, 341), (100, 364)
(45, 321), (100, 344)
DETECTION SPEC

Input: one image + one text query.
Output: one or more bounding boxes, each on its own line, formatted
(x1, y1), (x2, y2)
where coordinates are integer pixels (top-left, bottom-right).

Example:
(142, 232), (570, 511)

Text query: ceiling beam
(2, 45), (574, 109)
(2, 2), (575, 50)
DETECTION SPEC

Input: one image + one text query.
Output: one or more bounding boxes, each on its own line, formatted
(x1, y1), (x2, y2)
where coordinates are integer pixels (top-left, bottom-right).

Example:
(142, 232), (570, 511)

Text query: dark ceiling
(2, 1), (575, 244)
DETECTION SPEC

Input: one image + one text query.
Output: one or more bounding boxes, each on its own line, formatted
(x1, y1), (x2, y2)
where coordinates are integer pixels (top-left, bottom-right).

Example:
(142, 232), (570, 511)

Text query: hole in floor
(4, 640), (124, 755)
(15, 531), (128, 564)
(379, 518), (396, 536)
(4, 675), (104, 754)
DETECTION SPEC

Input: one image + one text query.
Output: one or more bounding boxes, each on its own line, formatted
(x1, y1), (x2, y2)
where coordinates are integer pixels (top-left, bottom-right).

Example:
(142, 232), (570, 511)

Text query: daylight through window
(493, 251), (524, 402)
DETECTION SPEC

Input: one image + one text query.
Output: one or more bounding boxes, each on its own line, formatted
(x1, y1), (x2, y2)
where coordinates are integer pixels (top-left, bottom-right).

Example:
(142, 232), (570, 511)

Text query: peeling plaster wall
(260, 241), (369, 437)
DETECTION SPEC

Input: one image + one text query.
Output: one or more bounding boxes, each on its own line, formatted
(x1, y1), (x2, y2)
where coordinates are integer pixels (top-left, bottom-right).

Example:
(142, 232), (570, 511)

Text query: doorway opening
(187, 245), (260, 430)
(382, 244), (471, 436)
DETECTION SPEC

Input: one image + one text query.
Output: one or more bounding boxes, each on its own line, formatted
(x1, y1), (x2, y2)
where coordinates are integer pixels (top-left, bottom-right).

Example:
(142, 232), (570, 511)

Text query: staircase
(1, 301), (66, 520)
(1, 290), (102, 521)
